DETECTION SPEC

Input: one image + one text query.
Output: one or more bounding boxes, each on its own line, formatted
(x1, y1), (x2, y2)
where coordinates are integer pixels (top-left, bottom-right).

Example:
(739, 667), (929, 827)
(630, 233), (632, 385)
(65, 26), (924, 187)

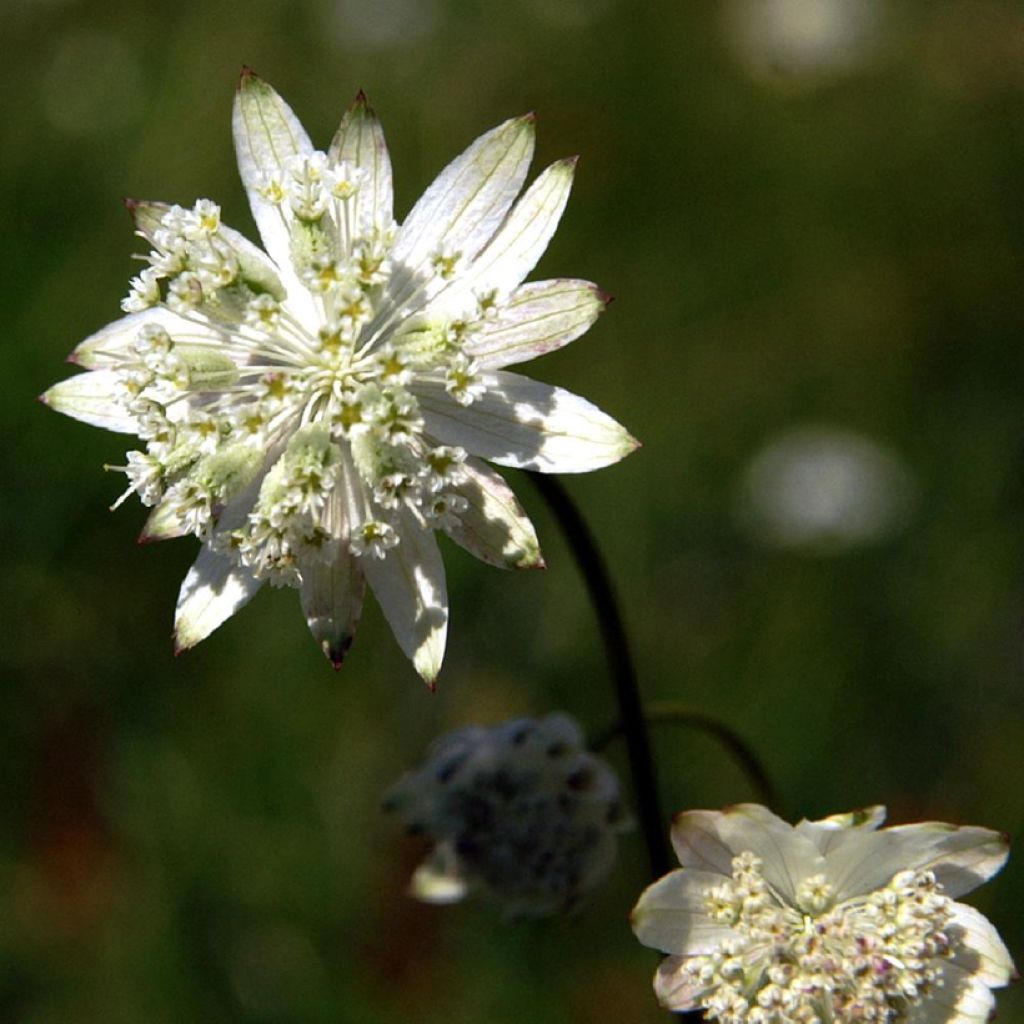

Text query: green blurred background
(3, 0), (1023, 1020)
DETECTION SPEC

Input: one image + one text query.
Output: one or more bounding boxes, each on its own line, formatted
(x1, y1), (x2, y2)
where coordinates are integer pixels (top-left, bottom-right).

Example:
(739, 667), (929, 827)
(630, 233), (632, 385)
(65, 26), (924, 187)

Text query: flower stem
(594, 703), (779, 811)
(528, 473), (671, 880)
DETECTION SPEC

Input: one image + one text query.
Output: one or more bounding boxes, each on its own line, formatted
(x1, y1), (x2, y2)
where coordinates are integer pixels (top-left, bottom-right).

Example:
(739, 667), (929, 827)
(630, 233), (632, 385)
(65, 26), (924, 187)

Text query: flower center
(105, 180), (502, 585)
(687, 853), (954, 1023)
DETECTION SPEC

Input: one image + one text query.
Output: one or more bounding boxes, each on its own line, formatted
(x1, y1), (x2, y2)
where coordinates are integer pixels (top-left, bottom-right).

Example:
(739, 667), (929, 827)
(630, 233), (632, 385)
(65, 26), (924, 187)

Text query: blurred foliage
(2, 0), (1024, 1020)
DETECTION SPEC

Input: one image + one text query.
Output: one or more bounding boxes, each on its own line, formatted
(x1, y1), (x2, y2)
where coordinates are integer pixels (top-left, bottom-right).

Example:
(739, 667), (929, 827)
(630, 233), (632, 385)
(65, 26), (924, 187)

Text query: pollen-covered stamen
(424, 493), (468, 529)
(230, 426), (344, 586)
(374, 345), (413, 387)
(286, 151), (331, 221)
(350, 518), (399, 559)
(373, 469), (421, 511)
(188, 198), (221, 236)
(245, 292), (281, 329)
(327, 160), (367, 256)
(431, 243), (462, 281)
(190, 234), (240, 289)
(444, 352), (486, 406)
(342, 381), (425, 448)
(421, 444), (468, 493)
(796, 874), (836, 915)
(256, 172), (286, 206)
(316, 317), (356, 360)
(122, 267), (162, 312)
(336, 284), (372, 331)
(162, 444), (264, 539)
(166, 272), (204, 313)
(352, 236), (392, 288)
(303, 254), (348, 294)
(134, 401), (176, 451)
(475, 287), (502, 321)
(683, 855), (956, 1024)
(180, 410), (227, 454)
(327, 160), (366, 201)
(106, 450), (166, 510)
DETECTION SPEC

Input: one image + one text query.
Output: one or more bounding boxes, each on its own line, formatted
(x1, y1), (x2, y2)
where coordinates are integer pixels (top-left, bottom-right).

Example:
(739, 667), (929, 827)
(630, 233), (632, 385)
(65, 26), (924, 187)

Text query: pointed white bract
(384, 713), (630, 915)
(631, 804), (1016, 1023)
(41, 70), (637, 681)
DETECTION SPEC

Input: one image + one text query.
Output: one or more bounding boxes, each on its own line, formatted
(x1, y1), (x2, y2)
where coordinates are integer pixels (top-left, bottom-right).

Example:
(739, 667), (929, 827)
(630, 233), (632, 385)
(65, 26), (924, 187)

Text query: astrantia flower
(631, 804), (1015, 1023)
(384, 713), (629, 915)
(42, 70), (637, 682)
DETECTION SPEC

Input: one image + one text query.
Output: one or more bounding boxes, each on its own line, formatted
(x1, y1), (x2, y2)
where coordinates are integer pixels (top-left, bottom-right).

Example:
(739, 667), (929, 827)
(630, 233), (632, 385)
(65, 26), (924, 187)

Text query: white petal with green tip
(948, 902), (1017, 988)
(631, 868), (739, 955)
(794, 804), (887, 856)
(362, 513), (448, 685)
(884, 822), (1010, 897)
(69, 309), (196, 369)
(653, 956), (705, 1013)
(232, 70), (314, 306)
(42, 370), (137, 433)
(300, 545), (365, 667)
(464, 279), (607, 370)
(392, 114), (535, 274)
(139, 497), (191, 543)
(329, 92), (393, 233)
(174, 546), (263, 650)
(416, 370), (637, 473)
(911, 963), (997, 1023)
(445, 457), (542, 569)
(434, 158), (577, 315)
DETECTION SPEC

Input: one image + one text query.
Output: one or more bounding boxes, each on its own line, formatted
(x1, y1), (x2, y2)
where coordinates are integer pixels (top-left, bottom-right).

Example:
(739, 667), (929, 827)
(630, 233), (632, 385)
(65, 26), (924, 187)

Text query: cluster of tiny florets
(385, 715), (629, 916)
(103, 180), (509, 584)
(682, 854), (954, 1023)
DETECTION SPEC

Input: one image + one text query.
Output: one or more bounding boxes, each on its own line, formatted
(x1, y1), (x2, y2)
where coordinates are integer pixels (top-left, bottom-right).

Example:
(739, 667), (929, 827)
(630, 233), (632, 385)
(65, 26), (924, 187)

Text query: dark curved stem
(529, 473), (671, 881)
(594, 703), (778, 811)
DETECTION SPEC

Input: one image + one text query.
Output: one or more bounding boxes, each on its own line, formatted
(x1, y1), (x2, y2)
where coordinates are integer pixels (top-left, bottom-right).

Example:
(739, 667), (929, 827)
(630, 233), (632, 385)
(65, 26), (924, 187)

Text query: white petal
(795, 805), (887, 856)
(669, 805), (825, 907)
(391, 114), (535, 281)
(416, 370), (638, 473)
(231, 70), (313, 298)
(362, 514), (448, 685)
(42, 370), (136, 433)
(409, 843), (468, 905)
(669, 810), (737, 875)
(631, 868), (738, 955)
(948, 901), (1017, 989)
(139, 497), (190, 543)
(69, 308), (219, 369)
(328, 91), (393, 234)
(886, 822), (1010, 898)
(445, 457), (543, 569)
(447, 157), (577, 305)
(823, 821), (1009, 902)
(174, 545), (263, 650)
(463, 279), (608, 370)
(300, 548), (365, 668)
(653, 956), (706, 1012)
(906, 963), (998, 1023)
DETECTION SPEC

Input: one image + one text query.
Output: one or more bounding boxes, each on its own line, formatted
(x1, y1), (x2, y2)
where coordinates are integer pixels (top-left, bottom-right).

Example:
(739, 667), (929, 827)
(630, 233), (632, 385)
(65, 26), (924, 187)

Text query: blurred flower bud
(384, 713), (629, 916)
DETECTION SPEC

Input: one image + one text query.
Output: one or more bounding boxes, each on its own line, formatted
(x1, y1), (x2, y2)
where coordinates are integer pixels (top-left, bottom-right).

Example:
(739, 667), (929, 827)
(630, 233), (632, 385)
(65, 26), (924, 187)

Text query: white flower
(631, 804), (1015, 1023)
(383, 713), (630, 916)
(42, 69), (637, 682)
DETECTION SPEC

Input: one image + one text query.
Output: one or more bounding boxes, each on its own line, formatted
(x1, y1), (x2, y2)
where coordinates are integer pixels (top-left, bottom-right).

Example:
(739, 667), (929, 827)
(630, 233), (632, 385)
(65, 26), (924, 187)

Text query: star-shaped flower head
(43, 69), (637, 683)
(631, 804), (1015, 1023)
(384, 713), (630, 916)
